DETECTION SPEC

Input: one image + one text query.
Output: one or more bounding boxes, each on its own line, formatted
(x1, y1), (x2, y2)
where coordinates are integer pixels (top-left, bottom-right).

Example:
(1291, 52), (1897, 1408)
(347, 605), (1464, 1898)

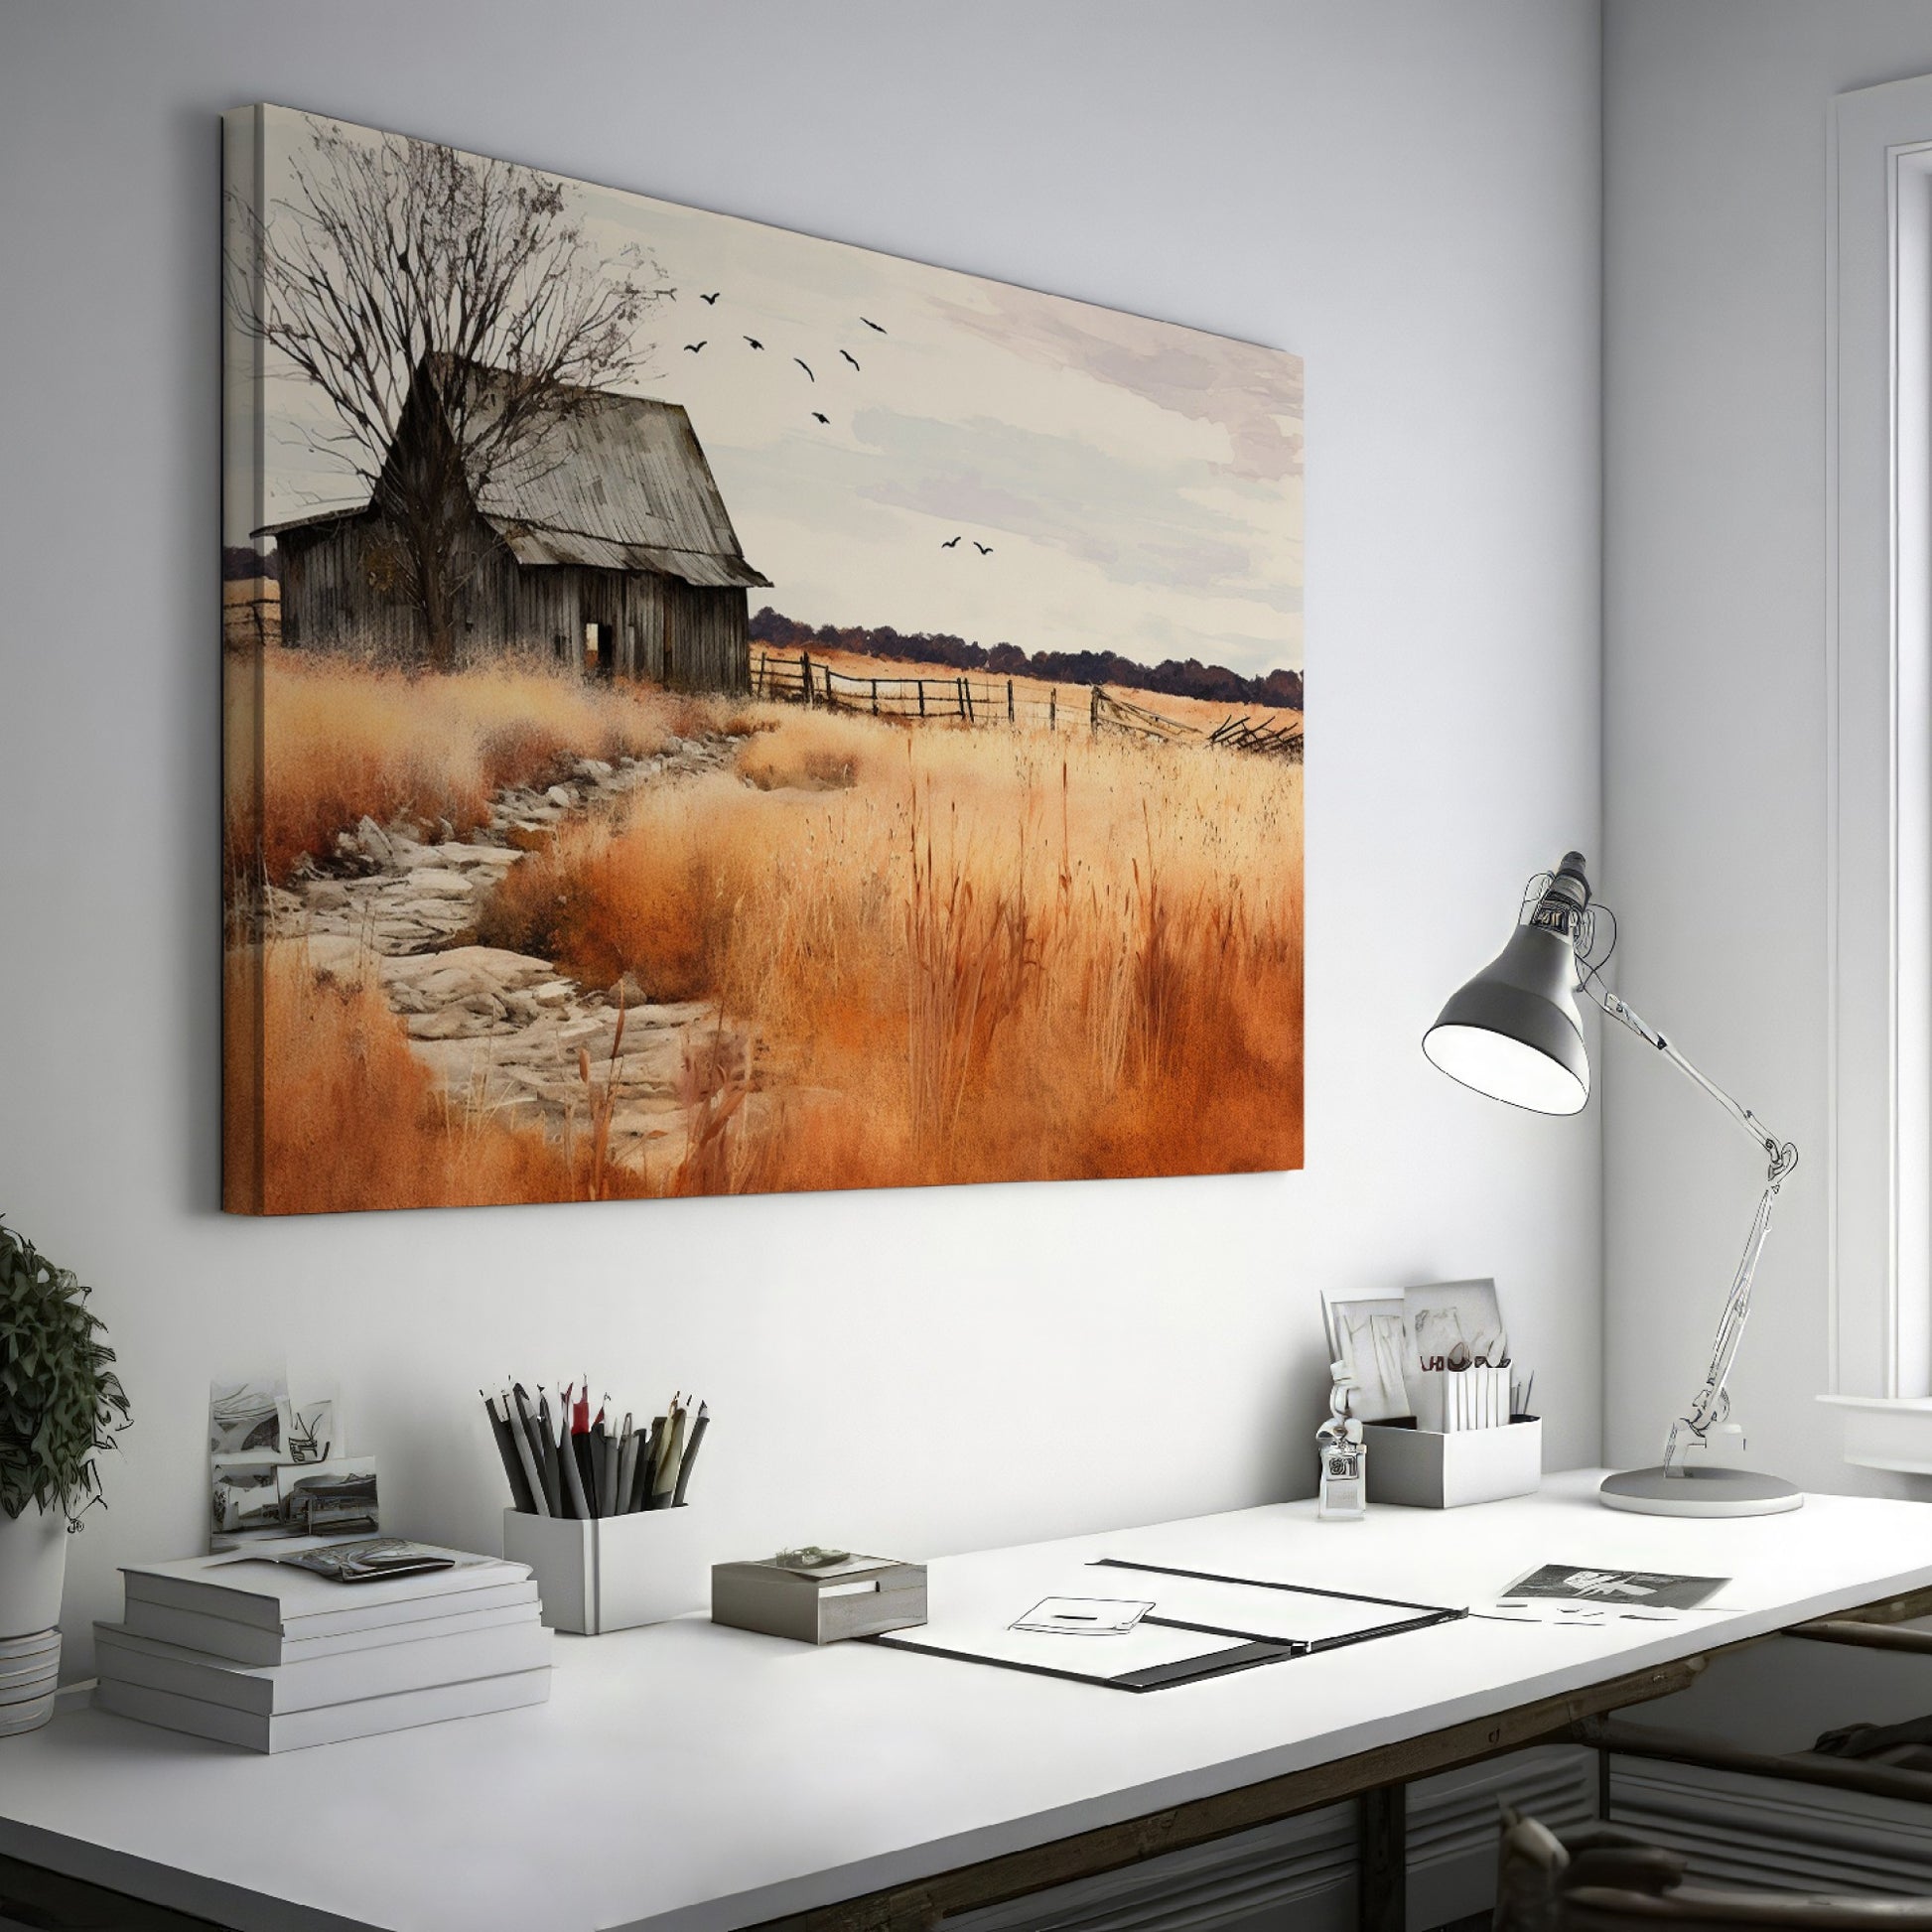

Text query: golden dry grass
(224, 940), (647, 1214)
(226, 648), (686, 884)
(227, 657), (1303, 1209)
(482, 702), (1304, 1190)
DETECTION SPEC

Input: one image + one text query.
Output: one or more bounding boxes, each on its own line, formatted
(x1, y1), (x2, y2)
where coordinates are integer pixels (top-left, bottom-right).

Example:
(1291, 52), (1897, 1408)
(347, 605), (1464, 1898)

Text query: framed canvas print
(222, 104), (1304, 1213)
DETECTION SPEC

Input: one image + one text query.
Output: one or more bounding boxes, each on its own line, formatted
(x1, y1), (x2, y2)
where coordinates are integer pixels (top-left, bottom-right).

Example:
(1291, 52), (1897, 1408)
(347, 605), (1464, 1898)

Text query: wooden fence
(753, 649), (1067, 729)
(751, 649), (1304, 761)
(1206, 711), (1306, 762)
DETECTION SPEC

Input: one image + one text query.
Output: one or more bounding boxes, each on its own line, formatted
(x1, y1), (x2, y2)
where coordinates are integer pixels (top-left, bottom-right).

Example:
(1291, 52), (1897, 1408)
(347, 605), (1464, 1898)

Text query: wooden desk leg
(1358, 1783), (1406, 1932)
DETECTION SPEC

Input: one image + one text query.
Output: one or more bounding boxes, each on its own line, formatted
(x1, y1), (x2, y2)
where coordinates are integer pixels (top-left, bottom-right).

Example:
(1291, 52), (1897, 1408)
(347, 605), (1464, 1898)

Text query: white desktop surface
(1, 1471), (1929, 1932)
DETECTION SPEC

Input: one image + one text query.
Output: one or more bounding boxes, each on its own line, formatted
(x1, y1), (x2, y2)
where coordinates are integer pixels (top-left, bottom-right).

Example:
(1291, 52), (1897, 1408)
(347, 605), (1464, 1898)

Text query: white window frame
(1824, 72), (1932, 1462)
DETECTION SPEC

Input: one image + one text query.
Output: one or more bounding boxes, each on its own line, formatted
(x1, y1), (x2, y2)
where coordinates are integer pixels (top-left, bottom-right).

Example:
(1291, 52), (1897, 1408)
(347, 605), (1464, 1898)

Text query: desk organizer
(711, 1555), (927, 1644)
(502, 1506), (709, 1635)
(1362, 1416), (1542, 1508)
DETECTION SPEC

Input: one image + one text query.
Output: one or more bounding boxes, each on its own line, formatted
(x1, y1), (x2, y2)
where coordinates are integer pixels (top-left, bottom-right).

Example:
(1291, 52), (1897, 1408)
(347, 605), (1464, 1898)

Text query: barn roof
(258, 360), (770, 592)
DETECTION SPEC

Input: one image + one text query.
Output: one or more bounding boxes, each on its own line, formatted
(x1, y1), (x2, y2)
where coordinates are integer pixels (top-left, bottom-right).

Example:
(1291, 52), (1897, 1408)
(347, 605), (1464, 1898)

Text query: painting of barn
(261, 354), (768, 690)
(222, 103), (1304, 1217)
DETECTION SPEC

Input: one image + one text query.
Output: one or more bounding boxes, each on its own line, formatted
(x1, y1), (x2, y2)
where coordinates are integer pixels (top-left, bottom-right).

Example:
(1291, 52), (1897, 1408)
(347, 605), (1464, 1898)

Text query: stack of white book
(92, 1540), (550, 1752)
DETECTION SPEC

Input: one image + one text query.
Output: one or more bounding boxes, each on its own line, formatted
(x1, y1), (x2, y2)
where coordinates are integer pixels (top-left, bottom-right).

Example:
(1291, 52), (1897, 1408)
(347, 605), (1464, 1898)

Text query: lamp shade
(1422, 923), (1589, 1115)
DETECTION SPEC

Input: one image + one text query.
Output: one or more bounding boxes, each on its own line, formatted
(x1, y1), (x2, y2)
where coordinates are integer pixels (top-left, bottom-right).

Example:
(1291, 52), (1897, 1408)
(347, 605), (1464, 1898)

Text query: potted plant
(0, 1217), (130, 1640)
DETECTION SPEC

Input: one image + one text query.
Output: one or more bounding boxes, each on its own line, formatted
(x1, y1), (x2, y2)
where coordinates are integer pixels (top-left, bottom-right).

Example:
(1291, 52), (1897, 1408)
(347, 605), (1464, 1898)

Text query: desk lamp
(1422, 851), (1802, 1517)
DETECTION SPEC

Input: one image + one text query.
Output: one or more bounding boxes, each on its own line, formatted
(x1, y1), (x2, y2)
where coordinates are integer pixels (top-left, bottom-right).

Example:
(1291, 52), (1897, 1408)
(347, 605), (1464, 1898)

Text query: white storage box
(501, 1507), (708, 1635)
(1361, 1417), (1542, 1508)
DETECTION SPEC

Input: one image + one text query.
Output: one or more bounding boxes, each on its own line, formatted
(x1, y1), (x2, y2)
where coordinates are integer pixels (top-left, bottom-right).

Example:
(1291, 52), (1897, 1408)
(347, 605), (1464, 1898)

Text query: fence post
(1090, 686), (1101, 734)
(1049, 688), (1057, 732)
(957, 677), (967, 720)
(871, 677), (879, 716)
(918, 679), (927, 718)
(801, 649), (813, 708)
(1007, 678), (1015, 724)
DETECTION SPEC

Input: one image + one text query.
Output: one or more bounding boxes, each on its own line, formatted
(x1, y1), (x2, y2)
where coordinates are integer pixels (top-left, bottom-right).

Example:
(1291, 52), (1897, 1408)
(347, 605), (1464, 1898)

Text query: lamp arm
(1577, 979), (1800, 1469)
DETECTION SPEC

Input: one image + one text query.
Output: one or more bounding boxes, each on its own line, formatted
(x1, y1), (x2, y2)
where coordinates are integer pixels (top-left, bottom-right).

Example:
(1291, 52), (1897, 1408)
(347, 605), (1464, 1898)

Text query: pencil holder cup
(502, 1506), (709, 1635)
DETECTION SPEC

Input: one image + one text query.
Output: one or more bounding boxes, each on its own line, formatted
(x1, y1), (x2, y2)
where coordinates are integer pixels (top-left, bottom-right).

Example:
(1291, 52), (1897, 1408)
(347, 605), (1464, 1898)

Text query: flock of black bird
(669, 288), (996, 560)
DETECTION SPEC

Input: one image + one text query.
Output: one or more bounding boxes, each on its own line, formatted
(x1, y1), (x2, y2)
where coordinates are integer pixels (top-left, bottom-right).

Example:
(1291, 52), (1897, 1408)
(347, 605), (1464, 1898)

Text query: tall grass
(482, 705), (1303, 1191)
(225, 940), (650, 1214)
(225, 648), (688, 885)
(228, 657), (1303, 1207)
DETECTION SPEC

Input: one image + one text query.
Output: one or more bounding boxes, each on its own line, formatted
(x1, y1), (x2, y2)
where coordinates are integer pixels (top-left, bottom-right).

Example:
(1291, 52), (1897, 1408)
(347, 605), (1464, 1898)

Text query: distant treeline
(223, 545), (281, 582)
(750, 609), (1304, 712)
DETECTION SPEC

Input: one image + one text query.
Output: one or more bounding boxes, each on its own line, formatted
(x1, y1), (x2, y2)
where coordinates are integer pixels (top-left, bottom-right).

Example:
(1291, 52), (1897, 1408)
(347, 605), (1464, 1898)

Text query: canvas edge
(220, 104), (267, 1216)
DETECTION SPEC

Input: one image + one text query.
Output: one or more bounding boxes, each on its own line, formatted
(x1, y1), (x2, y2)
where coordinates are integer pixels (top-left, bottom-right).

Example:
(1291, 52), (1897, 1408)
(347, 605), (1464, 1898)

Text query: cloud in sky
(238, 108), (1304, 676)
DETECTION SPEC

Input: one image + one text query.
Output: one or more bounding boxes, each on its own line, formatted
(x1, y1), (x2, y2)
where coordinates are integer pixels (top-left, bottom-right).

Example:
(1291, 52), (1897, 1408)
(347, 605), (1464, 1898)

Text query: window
(1826, 73), (1932, 1452)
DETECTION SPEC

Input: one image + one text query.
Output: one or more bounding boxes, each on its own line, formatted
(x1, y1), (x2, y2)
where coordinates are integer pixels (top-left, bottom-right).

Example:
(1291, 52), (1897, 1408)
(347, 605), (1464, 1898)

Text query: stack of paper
(92, 1540), (550, 1751)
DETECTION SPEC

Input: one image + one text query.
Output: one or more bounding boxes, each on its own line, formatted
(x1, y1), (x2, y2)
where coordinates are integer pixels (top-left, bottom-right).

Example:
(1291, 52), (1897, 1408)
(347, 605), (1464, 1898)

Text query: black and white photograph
(208, 1460), (281, 1538)
(278, 1397), (337, 1467)
(1322, 1296), (1413, 1422)
(1500, 1566), (1728, 1612)
(277, 1459), (380, 1537)
(207, 1377), (285, 1458)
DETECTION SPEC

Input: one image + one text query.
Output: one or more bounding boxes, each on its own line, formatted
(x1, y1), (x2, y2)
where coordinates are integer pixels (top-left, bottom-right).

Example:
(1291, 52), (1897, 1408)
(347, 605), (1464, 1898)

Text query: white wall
(0, 0), (1603, 1671)
(1602, 0), (1932, 1490)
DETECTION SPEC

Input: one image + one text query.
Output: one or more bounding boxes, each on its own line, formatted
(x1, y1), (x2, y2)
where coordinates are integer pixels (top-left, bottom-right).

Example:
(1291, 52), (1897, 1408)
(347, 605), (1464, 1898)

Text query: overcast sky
(233, 107), (1303, 677)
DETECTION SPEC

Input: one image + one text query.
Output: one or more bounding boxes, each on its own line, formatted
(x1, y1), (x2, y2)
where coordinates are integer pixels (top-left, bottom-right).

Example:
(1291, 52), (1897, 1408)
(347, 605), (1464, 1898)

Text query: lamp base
(1598, 1464), (1804, 1517)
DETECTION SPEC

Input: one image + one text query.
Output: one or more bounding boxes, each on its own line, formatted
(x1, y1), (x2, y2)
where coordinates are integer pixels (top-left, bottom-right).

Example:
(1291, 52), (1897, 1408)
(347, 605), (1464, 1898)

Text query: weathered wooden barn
(259, 361), (769, 691)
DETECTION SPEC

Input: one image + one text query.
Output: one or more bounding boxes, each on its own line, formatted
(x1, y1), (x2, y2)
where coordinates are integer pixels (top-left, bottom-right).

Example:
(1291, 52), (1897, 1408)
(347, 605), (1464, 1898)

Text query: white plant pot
(0, 1503), (68, 1639)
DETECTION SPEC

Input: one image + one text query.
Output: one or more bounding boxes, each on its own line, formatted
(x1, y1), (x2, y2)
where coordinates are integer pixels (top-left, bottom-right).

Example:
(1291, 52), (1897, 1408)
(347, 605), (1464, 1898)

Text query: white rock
(407, 1009), (491, 1041)
(545, 784), (574, 809)
(401, 868), (476, 900)
(380, 945), (557, 991)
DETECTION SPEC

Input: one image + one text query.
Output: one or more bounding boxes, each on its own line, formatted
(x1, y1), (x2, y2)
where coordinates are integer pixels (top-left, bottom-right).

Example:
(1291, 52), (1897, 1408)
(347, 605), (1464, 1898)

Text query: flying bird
(744, 336), (764, 350)
(860, 317), (887, 334)
(973, 543), (994, 555)
(941, 536), (962, 548)
(683, 342), (707, 352)
(839, 348), (861, 371)
(794, 357), (815, 382)
(699, 291), (721, 305)
(812, 412), (830, 426)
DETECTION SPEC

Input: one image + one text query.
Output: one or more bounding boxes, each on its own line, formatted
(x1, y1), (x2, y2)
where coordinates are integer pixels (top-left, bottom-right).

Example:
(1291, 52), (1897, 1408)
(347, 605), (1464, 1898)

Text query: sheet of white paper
(886, 1596), (1258, 1684)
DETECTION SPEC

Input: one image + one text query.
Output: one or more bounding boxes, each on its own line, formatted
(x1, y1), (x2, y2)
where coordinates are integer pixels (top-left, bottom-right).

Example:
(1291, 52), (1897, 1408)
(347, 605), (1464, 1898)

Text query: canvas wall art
(221, 104), (1304, 1214)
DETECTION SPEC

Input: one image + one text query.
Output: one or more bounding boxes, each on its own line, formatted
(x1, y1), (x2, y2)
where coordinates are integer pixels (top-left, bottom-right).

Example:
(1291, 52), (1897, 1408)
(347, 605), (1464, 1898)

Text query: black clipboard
(867, 1558), (1464, 1693)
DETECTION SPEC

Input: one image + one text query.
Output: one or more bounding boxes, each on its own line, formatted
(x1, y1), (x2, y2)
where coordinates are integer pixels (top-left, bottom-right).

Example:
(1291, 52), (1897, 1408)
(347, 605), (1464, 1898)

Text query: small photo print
(279, 1395), (337, 1466)
(1323, 1296), (1413, 1422)
(278, 1458), (379, 1538)
(211, 1460), (283, 1537)
(1500, 1565), (1728, 1611)
(1403, 1280), (1507, 1373)
(208, 1376), (287, 1457)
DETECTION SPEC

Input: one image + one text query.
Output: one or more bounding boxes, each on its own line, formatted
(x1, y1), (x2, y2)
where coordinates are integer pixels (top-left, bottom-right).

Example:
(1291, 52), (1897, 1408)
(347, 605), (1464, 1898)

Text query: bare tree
(228, 117), (669, 667)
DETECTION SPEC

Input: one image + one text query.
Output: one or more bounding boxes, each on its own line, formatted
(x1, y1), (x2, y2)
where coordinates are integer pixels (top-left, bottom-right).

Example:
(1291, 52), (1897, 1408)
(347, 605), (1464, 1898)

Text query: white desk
(2, 1471), (1930, 1932)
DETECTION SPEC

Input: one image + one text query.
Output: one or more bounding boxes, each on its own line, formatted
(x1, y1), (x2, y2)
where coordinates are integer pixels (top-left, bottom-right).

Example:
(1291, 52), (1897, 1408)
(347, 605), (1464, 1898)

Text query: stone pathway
(272, 735), (758, 1186)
